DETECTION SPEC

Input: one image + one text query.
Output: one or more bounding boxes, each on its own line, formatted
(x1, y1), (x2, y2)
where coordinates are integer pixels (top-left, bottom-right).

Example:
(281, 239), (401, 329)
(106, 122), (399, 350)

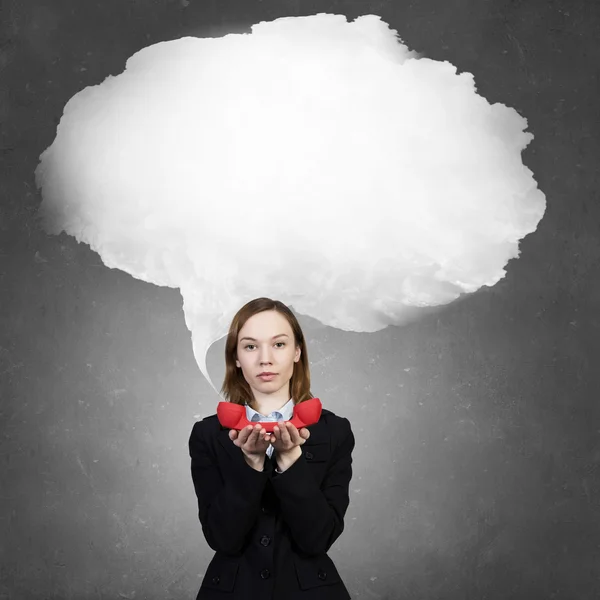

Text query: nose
(259, 348), (274, 365)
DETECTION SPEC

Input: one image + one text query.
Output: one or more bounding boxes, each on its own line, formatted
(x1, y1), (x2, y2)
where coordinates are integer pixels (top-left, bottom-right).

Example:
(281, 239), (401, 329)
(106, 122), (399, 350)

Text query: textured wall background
(1, 0), (598, 599)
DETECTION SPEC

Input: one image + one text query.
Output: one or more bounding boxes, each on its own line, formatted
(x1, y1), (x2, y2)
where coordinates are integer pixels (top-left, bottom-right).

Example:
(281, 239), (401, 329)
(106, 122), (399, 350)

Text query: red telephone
(217, 397), (322, 432)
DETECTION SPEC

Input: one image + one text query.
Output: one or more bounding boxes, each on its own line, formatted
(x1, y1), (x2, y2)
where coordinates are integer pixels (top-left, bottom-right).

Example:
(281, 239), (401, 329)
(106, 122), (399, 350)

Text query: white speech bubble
(34, 14), (546, 398)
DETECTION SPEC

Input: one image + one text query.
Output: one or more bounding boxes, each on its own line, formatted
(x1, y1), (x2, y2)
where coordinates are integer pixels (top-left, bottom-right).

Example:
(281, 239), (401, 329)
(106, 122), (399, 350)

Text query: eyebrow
(240, 334), (289, 342)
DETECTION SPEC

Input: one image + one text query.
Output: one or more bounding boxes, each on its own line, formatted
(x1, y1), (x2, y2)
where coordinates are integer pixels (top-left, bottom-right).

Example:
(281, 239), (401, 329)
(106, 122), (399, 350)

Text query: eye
(244, 342), (286, 350)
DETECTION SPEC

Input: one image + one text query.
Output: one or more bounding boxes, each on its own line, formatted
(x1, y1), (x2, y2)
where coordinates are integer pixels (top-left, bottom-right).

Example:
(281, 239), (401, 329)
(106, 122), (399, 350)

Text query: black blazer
(188, 406), (355, 600)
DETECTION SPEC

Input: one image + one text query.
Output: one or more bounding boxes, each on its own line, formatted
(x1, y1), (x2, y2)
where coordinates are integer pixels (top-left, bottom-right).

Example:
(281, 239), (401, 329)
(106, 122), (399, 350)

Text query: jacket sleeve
(189, 421), (273, 555)
(270, 416), (355, 557)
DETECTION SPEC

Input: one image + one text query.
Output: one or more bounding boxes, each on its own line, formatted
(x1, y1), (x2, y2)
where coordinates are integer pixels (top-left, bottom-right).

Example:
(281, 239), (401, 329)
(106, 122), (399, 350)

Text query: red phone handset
(217, 397), (322, 432)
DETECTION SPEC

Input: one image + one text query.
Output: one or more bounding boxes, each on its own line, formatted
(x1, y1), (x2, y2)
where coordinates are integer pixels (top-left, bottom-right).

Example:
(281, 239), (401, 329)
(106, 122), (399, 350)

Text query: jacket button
(305, 451), (313, 460)
(260, 535), (271, 546)
(211, 576), (220, 585)
(262, 506), (269, 514)
(260, 569), (271, 579)
(318, 570), (327, 580)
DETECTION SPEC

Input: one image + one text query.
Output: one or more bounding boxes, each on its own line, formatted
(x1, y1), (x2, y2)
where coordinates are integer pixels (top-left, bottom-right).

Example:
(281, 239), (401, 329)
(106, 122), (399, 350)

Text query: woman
(189, 297), (355, 599)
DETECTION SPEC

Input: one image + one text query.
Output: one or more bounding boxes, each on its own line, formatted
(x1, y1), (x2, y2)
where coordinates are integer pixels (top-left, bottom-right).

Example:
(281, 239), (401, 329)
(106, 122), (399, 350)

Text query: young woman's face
(235, 310), (301, 402)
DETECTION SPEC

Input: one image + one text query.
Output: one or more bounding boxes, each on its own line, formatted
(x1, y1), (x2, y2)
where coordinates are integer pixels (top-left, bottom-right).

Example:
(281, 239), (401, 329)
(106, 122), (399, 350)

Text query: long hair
(220, 297), (313, 407)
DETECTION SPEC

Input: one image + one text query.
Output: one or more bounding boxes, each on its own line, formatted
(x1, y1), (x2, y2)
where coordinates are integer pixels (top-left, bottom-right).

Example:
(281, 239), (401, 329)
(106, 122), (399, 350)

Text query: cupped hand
(229, 421), (311, 457)
(270, 420), (310, 454)
(229, 424), (271, 459)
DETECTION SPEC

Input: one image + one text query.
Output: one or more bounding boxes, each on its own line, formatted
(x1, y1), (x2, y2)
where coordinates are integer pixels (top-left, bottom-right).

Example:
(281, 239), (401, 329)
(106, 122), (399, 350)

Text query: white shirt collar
(245, 397), (295, 421)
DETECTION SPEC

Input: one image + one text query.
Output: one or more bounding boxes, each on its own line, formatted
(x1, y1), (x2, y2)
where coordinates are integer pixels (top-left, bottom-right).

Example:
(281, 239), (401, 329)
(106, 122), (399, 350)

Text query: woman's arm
(189, 421), (271, 555)
(271, 416), (355, 557)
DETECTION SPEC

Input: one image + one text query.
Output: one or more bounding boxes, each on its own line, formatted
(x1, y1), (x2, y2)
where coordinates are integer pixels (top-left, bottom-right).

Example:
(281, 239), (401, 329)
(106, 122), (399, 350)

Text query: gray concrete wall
(1, 1), (598, 598)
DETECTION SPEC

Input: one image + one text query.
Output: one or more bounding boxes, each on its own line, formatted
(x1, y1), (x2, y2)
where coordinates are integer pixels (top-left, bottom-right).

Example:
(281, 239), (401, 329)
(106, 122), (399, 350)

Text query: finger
(282, 423), (294, 444)
(288, 423), (302, 445)
(241, 425), (257, 447)
(270, 424), (280, 448)
(295, 426), (308, 444)
(231, 428), (242, 447)
(274, 421), (285, 444)
(253, 425), (269, 447)
(238, 425), (252, 444)
(287, 422), (299, 436)
(280, 421), (291, 445)
(249, 425), (261, 445)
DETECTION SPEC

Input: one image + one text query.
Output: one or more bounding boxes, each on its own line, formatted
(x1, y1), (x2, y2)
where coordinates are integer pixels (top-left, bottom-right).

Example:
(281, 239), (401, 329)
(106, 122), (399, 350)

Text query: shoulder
(189, 413), (220, 441)
(319, 408), (354, 454)
(320, 407), (352, 431)
(321, 408), (355, 450)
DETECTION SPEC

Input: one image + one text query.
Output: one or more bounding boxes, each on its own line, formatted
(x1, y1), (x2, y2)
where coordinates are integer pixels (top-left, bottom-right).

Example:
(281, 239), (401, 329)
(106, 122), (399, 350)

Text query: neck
(249, 397), (291, 415)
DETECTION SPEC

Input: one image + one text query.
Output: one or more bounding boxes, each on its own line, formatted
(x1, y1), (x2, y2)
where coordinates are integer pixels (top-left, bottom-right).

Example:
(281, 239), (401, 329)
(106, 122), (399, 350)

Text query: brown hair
(220, 297), (313, 407)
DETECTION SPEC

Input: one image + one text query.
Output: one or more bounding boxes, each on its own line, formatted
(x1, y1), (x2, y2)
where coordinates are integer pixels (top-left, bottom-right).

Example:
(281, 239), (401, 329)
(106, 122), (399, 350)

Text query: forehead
(239, 310), (292, 338)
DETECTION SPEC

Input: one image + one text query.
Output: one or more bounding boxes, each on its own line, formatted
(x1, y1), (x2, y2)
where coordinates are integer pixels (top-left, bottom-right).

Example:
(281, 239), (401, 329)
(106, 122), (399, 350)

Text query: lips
(258, 372), (276, 377)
